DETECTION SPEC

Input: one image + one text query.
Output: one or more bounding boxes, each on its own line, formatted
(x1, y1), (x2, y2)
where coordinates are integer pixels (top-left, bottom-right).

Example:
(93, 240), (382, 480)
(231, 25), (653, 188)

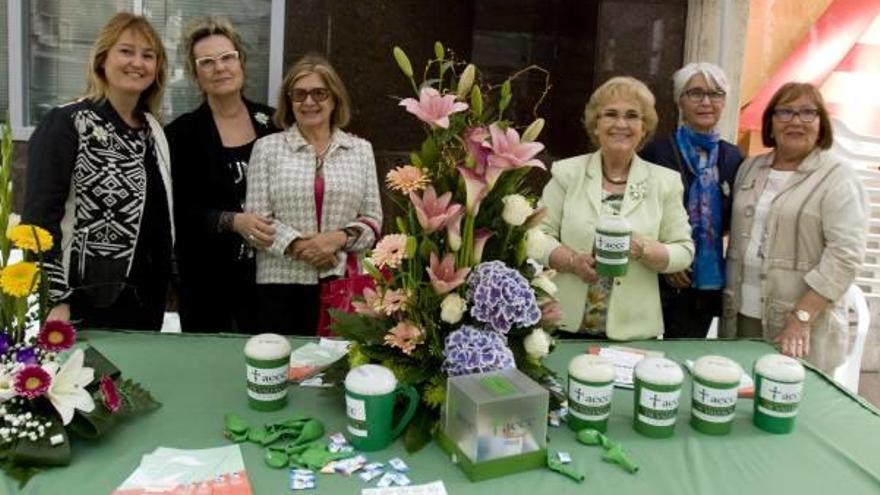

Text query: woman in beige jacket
(722, 82), (868, 373)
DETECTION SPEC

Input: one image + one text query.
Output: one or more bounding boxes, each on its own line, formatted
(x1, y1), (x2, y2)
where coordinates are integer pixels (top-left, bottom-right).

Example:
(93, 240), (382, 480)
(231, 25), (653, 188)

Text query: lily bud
(470, 86), (484, 117)
(393, 46), (414, 78)
(456, 64), (476, 99)
(434, 41), (445, 60)
(521, 118), (545, 143)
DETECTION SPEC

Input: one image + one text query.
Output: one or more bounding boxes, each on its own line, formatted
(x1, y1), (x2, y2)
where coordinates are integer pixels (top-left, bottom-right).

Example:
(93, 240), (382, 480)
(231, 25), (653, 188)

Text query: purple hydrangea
(466, 261), (541, 333)
(442, 324), (516, 376)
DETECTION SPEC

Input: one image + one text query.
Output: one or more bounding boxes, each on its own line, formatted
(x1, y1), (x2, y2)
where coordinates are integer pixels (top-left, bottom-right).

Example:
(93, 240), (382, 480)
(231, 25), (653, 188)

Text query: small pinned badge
(721, 181), (731, 197)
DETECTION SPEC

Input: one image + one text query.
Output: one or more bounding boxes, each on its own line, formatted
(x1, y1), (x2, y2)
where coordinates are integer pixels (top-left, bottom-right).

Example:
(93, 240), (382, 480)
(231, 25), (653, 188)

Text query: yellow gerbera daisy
(0, 261), (40, 297)
(8, 224), (54, 253)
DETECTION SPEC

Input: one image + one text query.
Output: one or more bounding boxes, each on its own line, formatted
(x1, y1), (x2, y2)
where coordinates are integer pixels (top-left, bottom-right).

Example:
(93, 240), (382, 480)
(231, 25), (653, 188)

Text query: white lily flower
(44, 349), (95, 425)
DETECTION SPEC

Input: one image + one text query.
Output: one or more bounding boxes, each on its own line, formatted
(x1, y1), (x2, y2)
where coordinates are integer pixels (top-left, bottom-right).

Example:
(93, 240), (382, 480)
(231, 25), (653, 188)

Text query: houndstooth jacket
(245, 126), (382, 284)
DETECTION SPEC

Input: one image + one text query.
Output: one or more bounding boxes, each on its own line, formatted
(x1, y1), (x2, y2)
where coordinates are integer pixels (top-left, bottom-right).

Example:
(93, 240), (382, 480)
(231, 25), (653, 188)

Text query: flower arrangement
(330, 43), (561, 451)
(0, 122), (159, 484)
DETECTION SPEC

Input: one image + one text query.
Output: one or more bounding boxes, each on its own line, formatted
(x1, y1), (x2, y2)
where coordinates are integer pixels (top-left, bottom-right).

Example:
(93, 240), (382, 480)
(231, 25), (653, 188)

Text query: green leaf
(404, 405), (438, 453)
(420, 137), (440, 167)
(363, 258), (383, 281)
(409, 152), (422, 167)
(395, 216), (408, 234)
(405, 235), (419, 258)
(116, 378), (162, 415)
(329, 310), (389, 345)
(83, 346), (121, 381)
(6, 419), (70, 469)
(418, 237), (437, 260)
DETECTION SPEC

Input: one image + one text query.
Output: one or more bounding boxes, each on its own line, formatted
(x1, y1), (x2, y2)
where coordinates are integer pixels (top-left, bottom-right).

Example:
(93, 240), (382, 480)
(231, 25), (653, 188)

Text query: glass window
(22, 0), (128, 125)
(143, 0), (274, 119)
(19, 0), (274, 128)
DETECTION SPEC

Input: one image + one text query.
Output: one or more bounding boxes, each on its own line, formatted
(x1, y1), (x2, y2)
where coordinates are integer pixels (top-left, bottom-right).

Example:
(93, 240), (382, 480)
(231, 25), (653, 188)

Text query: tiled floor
(859, 372), (880, 408)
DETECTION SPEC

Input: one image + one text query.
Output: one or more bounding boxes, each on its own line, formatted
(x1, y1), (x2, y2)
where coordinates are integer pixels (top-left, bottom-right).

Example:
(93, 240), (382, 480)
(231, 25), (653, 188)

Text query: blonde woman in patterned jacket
(245, 54), (382, 335)
(24, 13), (173, 331)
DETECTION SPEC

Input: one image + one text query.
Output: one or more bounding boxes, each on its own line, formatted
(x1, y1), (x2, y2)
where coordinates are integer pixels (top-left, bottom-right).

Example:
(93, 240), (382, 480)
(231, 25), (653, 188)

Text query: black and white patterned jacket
(23, 99), (174, 305)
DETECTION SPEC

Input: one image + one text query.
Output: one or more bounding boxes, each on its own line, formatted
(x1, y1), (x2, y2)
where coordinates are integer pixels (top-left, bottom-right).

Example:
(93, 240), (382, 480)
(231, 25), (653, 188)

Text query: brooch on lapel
(627, 181), (647, 201)
(254, 112), (270, 126)
(721, 181), (731, 197)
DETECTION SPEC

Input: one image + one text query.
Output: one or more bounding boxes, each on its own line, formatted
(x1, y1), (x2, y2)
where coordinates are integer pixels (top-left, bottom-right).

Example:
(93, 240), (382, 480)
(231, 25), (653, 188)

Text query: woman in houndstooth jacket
(245, 54), (382, 335)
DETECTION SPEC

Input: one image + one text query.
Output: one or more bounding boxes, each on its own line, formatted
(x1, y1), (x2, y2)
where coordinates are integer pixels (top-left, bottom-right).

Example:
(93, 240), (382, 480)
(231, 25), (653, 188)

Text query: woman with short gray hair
(640, 62), (744, 339)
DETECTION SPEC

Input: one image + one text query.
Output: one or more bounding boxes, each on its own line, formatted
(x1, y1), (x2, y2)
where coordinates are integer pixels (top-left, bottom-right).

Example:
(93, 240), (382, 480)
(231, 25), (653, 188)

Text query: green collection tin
(690, 355), (741, 435)
(594, 215), (631, 278)
(567, 354), (615, 432)
(753, 354), (805, 434)
(633, 357), (684, 438)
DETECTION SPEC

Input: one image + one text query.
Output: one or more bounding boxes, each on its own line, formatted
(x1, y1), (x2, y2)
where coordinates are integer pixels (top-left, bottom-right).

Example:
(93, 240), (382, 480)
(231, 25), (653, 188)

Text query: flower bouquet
(329, 43), (562, 451)
(0, 122), (159, 485)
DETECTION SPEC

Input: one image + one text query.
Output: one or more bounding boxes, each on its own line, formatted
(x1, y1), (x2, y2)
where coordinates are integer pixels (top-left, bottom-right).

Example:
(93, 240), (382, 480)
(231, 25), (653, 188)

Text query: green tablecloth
(3, 331), (880, 495)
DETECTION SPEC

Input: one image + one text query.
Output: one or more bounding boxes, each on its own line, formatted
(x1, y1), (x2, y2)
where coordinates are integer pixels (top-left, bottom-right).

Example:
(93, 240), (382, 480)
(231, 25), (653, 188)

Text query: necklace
(314, 141), (331, 171)
(602, 167), (628, 185)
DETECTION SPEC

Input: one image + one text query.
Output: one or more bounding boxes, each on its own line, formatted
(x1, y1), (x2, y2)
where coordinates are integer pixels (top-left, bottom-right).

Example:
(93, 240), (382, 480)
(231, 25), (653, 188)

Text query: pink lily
(485, 123), (546, 187)
(446, 208), (465, 252)
(400, 87), (468, 129)
(352, 287), (384, 318)
(456, 166), (488, 216)
(426, 252), (471, 295)
(472, 229), (493, 263)
(410, 186), (463, 234)
(465, 127), (491, 169)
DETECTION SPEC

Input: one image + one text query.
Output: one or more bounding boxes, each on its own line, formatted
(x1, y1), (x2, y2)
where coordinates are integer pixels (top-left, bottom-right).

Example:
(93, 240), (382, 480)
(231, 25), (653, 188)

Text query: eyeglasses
(772, 108), (820, 123)
(289, 88), (331, 103)
(599, 109), (642, 123)
(194, 50), (240, 71)
(683, 88), (726, 103)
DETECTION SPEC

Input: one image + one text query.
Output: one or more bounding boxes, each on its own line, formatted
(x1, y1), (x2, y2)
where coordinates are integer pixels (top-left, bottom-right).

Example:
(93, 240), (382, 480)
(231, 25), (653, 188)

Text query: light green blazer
(537, 152), (694, 339)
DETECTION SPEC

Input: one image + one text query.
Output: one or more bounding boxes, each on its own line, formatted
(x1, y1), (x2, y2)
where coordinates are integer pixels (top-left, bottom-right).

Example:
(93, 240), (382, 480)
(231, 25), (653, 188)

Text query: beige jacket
(721, 149), (868, 373)
(537, 152), (694, 339)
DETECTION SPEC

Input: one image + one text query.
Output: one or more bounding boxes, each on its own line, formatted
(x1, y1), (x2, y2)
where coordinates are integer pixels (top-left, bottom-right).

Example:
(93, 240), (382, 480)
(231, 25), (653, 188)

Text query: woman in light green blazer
(535, 77), (694, 340)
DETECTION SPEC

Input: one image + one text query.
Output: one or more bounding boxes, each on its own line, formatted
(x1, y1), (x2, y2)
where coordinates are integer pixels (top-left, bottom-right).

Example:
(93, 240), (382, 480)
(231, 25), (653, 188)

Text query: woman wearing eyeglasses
(534, 76), (693, 339)
(244, 54), (382, 335)
(640, 63), (744, 338)
(722, 82), (867, 373)
(165, 17), (279, 333)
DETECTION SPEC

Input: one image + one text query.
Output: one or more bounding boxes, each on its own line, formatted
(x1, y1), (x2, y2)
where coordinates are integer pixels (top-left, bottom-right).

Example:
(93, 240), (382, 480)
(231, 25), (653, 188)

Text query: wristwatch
(793, 309), (811, 325)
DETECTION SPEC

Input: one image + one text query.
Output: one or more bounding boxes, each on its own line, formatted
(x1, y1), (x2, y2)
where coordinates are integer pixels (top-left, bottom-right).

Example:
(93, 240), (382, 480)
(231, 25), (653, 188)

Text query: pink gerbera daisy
(371, 234), (409, 269)
(37, 320), (77, 351)
(14, 365), (52, 399)
(100, 376), (121, 413)
(383, 321), (424, 355)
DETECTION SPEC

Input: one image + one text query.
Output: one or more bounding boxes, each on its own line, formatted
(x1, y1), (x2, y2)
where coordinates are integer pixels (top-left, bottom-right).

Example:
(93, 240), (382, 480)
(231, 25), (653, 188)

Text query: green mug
(344, 364), (419, 451)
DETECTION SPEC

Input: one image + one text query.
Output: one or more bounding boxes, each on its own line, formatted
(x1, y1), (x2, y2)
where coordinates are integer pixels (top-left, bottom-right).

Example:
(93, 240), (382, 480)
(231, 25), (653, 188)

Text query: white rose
(502, 194), (534, 226)
(525, 228), (555, 261)
(531, 273), (557, 296)
(523, 328), (551, 359)
(440, 293), (467, 324)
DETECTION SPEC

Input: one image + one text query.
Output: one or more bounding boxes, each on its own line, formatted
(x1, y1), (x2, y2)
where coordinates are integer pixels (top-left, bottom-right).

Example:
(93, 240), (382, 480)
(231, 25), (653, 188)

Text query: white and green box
(438, 368), (548, 481)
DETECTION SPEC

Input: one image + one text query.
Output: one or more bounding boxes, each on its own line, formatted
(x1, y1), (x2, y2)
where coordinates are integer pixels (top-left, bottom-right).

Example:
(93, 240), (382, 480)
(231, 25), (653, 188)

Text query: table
(3, 331), (880, 495)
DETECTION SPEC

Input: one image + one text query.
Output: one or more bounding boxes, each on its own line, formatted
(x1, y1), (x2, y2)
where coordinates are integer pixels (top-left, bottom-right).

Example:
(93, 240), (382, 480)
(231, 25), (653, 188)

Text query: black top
(23, 98), (172, 306)
(164, 99), (277, 277)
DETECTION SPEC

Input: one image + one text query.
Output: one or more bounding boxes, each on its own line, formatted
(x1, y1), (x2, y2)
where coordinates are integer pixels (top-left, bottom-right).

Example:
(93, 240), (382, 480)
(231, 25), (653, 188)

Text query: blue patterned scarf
(674, 125), (724, 289)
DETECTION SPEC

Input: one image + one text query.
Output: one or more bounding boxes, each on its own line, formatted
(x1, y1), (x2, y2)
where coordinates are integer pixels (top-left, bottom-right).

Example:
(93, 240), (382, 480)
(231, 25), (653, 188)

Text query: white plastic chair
(833, 285), (870, 393)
